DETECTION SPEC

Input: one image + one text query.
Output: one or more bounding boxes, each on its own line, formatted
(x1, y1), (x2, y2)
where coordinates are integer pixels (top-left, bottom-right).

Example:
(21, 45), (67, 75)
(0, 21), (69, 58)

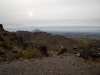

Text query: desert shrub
(11, 32), (16, 36)
(0, 41), (13, 50)
(77, 43), (89, 49)
(10, 53), (22, 60)
(87, 40), (98, 46)
(22, 48), (41, 59)
(14, 36), (20, 40)
(63, 52), (70, 56)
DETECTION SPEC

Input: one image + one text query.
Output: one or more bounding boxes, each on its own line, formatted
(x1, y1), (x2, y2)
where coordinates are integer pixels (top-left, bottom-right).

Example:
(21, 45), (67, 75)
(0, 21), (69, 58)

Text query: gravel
(0, 55), (100, 75)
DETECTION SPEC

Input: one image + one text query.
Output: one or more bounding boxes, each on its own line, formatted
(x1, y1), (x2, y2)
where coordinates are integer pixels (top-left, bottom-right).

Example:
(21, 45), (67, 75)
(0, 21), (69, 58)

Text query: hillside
(0, 24), (48, 62)
(0, 24), (78, 62)
(16, 31), (78, 51)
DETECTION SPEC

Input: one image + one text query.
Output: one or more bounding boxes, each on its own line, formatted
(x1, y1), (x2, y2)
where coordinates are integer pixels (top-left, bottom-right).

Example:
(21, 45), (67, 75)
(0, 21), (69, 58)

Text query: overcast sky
(0, 0), (100, 31)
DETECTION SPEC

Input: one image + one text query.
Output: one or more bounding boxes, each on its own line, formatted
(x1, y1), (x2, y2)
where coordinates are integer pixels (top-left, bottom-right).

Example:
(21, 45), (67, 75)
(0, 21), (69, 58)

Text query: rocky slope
(0, 24), (78, 62)
(0, 24), (48, 62)
(16, 31), (78, 51)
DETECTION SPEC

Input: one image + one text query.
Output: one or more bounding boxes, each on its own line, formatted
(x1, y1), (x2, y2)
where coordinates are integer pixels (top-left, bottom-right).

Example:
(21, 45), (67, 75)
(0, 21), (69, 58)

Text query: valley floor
(0, 55), (100, 75)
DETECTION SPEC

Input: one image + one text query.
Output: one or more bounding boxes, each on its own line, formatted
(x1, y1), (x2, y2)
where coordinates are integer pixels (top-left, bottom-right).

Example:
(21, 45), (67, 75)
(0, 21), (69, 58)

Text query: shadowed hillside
(16, 31), (79, 51)
(0, 24), (48, 62)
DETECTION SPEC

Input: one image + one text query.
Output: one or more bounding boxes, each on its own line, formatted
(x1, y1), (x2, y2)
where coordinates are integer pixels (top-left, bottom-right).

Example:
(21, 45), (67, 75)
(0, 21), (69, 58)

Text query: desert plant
(63, 52), (70, 56)
(10, 53), (22, 60)
(0, 41), (13, 50)
(77, 43), (89, 49)
(87, 40), (98, 46)
(22, 48), (41, 59)
(11, 32), (16, 36)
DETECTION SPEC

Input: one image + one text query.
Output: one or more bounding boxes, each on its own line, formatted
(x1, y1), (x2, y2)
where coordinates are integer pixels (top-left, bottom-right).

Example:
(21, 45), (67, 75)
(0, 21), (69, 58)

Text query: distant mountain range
(36, 26), (100, 32)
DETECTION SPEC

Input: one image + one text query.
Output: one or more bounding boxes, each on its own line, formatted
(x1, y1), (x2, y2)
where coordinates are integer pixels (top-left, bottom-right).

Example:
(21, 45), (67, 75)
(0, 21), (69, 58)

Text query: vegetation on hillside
(77, 40), (99, 50)
(10, 47), (41, 60)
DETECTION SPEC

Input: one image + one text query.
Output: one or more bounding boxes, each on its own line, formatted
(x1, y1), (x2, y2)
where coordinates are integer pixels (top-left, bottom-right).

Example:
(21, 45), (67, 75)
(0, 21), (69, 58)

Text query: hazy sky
(0, 0), (100, 31)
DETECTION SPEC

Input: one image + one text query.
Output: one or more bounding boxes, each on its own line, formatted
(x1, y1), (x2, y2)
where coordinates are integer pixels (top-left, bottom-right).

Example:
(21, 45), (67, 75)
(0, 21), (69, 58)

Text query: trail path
(0, 55), (100, 75)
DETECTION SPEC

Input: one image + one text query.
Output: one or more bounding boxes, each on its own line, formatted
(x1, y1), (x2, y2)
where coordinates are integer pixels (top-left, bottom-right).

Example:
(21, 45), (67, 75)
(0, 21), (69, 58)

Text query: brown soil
(0, 55), (100, 75)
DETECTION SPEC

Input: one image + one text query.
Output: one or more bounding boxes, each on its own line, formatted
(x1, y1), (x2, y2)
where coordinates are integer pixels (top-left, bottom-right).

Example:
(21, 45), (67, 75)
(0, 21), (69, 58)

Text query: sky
(0, 0), (100, 31)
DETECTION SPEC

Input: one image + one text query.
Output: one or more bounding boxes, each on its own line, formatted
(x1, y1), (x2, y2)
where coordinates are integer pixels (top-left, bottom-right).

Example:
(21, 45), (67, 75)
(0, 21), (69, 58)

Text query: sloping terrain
(16, 31), (78, 51)
(0, 24), (25, 61)
(0, 25), (48, 62)
(0, 24), (79, 62)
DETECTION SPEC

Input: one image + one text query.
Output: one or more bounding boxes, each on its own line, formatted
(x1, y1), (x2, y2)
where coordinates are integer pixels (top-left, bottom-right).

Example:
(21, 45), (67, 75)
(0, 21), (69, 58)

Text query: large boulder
(91, 49), (100, 59)
(80, 45), (100, 59)
(80, 49), (92, 59)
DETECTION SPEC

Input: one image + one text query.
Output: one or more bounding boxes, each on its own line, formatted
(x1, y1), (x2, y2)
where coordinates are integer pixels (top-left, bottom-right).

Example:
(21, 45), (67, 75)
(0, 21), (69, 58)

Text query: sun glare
(29, 12), (33, 17)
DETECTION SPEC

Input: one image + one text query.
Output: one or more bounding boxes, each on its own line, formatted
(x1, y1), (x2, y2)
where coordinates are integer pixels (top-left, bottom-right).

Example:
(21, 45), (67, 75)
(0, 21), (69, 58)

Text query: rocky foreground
(0, 55), (100, 75)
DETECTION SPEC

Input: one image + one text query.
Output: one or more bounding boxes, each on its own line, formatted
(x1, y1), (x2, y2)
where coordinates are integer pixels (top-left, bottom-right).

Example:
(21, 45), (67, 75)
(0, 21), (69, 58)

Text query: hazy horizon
(4, 26), (100, 33)
(0, 0), (100, 31)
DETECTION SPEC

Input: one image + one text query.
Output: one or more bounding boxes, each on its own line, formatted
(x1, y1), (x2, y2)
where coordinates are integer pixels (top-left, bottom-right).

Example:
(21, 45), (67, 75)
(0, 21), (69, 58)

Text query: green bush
(63, 52), (70, 56)
(10, 53), (22, 60)
(77, 43), (89, 49)
(0, 41), (13, 50)
(87, 40), (98, 46)
(11, 32), (16, 36)
(22, 48), (41, 59)
(8, 47), (42, 60)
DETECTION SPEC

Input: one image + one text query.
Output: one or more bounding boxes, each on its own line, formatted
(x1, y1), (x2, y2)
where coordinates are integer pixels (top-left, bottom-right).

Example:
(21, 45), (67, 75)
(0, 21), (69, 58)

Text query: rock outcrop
(80, 44), (100, 59)
(0, 25), (49, 62)
(57, 47), (68, 55)
(37, 45), (48, 56)
(0, 24), (4, 31)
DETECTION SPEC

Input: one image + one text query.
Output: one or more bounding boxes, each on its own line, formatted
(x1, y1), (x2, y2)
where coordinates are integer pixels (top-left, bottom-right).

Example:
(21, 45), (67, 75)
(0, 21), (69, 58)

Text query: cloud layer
(0, 0), (100, 31)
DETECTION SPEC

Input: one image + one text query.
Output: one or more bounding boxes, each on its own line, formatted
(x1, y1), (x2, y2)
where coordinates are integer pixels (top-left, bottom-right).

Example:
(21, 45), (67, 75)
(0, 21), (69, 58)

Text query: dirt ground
(0, 55), (100, 75)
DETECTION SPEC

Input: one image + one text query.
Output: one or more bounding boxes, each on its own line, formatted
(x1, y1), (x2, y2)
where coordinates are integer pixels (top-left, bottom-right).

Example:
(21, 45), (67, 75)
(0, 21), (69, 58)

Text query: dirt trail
(0, 55), (100, 75)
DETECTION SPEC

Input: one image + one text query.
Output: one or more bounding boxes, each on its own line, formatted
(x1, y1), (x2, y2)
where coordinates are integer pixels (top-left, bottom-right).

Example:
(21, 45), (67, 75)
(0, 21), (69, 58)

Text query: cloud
(0, 0), (100, 31)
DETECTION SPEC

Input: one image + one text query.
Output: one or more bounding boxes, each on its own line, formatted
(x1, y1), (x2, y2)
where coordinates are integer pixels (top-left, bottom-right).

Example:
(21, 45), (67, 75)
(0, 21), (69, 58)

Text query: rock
(39, 45), (48, 56)
(57, 47), (68, 55)
(0, 36), (4, 41)
(12, 50), (18, 53)
(0, 50), (5, 55)
(91, 49), (100, 59)
(80, 49), (92, 59)
(3, 32), (7, 36)
(0, 57), (5, 61)
(80, 44), (100, 59)
(75, 53), (80, 57)
(0, 24), (4, 31)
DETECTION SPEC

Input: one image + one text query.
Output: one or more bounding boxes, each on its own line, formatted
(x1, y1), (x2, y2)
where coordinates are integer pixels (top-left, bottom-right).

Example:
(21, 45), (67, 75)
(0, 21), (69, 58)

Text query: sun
(28, 12), (33, 17)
